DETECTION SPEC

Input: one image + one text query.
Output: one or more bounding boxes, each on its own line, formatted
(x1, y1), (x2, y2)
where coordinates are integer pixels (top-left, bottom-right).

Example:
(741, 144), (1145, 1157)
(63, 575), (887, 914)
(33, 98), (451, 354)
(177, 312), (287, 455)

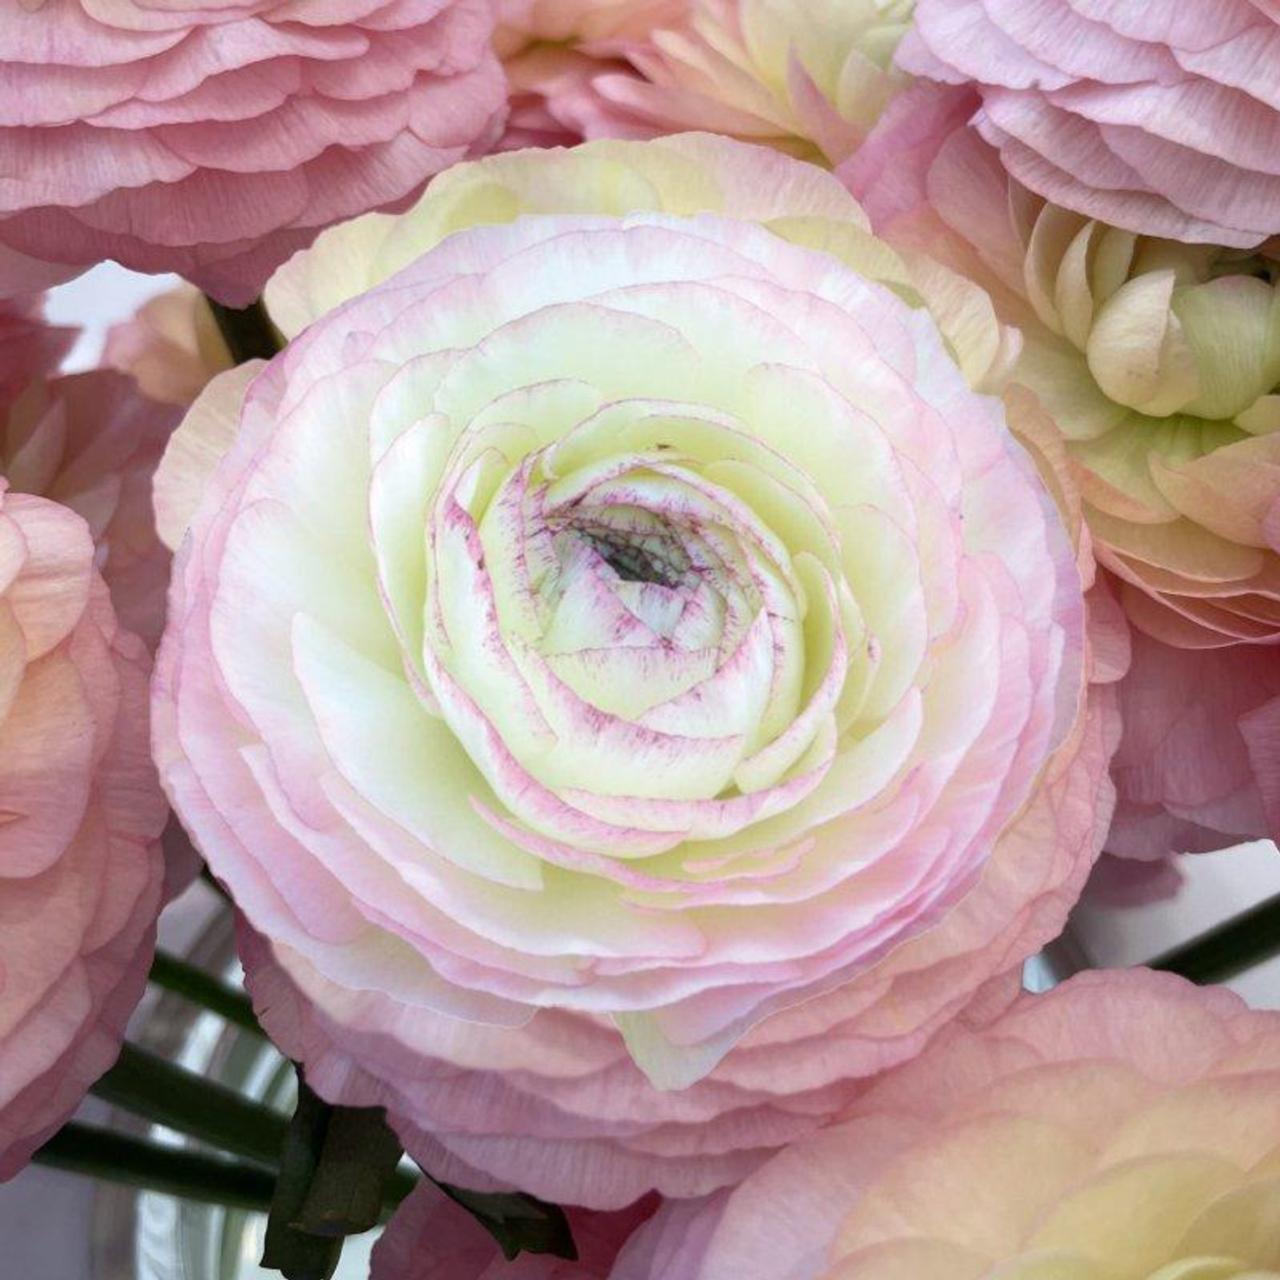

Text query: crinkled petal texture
(2, 369), (180, 649)
(899, 0), (1280, 247)
(846, 84), (1280, 863)
(0, 485), (166, 1179)
(542, 0), (914, 166)
(371, 1182), (654, 1280)
(1107, 616), (1280, 863)
(156, 141), (1093, 1198)
(493, 0), (689, 153)
(846, 88), (1280, 652)
(0, 0), (507, 305)
(264, 135), (1020, 399)
(615, 969), (1280, 1280)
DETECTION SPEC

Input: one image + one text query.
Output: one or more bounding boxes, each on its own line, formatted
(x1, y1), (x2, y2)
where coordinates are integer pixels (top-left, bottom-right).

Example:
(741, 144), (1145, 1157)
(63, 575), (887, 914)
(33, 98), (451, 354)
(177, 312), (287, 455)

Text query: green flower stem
(33, 1123), (277, 1213)
(90, 1043), (287, 1168)
(1151, 891), (1280, 985)
(207, 297), (283, 364)
(148, 949), (263, 1036)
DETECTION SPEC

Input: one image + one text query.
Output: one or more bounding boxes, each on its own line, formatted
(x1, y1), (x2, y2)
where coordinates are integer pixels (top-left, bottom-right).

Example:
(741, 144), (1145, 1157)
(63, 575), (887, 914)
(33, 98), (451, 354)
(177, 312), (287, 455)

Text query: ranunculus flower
(2, 366), (179, 649)
(0, 1), (507, 306)
(494, 0), (687, 150)
(371, 1184), (654, 1280)
(1107, 618), (1280, 865)
(0, 483), (166, 1179)
(898, 0), (1280, 249)
(557, 0), (915, 165)
(105, 286), (232, 410)
(615, 969), (1280, 1280)
(846, 88), (1280, 651)
(155, 135), (1110, 1208)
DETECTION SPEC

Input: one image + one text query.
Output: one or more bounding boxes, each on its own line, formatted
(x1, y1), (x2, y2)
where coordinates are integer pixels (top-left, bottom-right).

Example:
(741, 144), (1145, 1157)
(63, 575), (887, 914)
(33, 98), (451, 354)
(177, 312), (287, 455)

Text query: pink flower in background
(899, 0), (1280, 248)
(846, 87), (1280, 652)
(2, 367), (180, 650)
(0, 0), (507, 306)
(372, 1183), (655, 1280)
(0, 298), (74, 407)
(847, 88), (1280, 882)
(0, 484), (166, 1179)
(1106, 618), (1280, 865)
(105, 286), (232, 410)
(494, 0), (687, 150)
(555, 0), (914, 164)
(614, 970), (1280, 1279)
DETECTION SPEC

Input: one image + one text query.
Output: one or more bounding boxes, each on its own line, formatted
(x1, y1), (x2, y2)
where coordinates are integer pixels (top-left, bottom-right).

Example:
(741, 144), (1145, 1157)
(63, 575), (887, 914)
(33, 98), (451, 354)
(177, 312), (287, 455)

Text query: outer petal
(0, 1), (507, 303)
(0, 488), (166, 1179)
(618, 970), (1280, 1279)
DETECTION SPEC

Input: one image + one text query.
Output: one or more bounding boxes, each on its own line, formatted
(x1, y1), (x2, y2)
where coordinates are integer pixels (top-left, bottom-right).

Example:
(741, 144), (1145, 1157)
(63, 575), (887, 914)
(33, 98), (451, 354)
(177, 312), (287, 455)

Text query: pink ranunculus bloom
(845, 86), (1280, 653)
(1103, 612), (1280, 871)
(614, 969), (1280, 1280)
(156, 132), (1114, 1205)
(2, 365), (180, 650)
(492, 0), (688, 151)
(0, 483), (167, 1179)
(372, 1183), (655, 1280)
(846, 84), (1280, 867)
(898, 0), (1280, 249)
(557, 0), (915, 165)
(0, 1), (508, 306)
(104, 285), (232, 410)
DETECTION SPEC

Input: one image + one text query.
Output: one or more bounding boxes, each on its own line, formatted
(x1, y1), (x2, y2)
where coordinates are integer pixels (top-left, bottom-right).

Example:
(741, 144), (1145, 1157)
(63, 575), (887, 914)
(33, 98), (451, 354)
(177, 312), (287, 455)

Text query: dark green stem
(149, 950), (262, 1036)
(295, 1102), (406, 1238)
(1151, 891), (1280, 984)
(262, 1080), (345, 1280)
(90, 1043), (287, 1169)
(33, 1123), (276, 1213)
(207, 297), (282, 364)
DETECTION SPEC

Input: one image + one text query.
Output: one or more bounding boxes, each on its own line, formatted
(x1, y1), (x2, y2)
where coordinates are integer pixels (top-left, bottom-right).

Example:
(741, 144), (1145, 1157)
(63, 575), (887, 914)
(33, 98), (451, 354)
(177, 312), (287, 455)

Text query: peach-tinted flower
(0, 1), (507, 306)
(846, 87), (1280, 651)
(155, 136), (1109, 1208)
(104, 286), (232, 409)
(494, 0), (687, 150)
(561, 0), (915, 165)
(371, 1183), (654, 1280)
(0, 483), (166, 1179)
(2, 367), (179, 649)
(614, 969), (1280, 1280)
(898, 0), (1280, 250)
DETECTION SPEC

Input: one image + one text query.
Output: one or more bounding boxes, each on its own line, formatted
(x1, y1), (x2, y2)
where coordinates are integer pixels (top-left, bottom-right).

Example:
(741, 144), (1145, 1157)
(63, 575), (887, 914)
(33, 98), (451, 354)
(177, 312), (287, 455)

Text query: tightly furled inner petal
(425, 408), (846, 828)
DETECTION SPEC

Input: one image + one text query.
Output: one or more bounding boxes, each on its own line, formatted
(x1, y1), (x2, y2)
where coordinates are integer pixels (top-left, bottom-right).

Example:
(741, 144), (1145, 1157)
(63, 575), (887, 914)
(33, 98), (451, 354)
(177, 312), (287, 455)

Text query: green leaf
(261, 1079), (343, 1280)
(435, 1180), (579, 1263)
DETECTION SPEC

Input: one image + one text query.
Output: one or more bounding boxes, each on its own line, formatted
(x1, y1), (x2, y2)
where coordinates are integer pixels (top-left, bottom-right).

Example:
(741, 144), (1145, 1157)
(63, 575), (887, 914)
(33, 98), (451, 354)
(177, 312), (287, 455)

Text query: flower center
(561, 520), (689, 589)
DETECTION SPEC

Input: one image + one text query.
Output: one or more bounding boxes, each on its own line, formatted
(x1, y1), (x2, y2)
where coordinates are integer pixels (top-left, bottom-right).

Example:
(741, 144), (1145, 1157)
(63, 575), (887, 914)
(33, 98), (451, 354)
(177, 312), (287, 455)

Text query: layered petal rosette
(557, 0), (915, 165)
(494, 0), (687, 150)
(847, 91), (1280, 651)
(0, 0), (507, 305)
(156, 137), (1107, 1207)
(0, 484), (166, 1178)
(616, 970), (1280, 1280)
(899, 0), (1280, 248)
